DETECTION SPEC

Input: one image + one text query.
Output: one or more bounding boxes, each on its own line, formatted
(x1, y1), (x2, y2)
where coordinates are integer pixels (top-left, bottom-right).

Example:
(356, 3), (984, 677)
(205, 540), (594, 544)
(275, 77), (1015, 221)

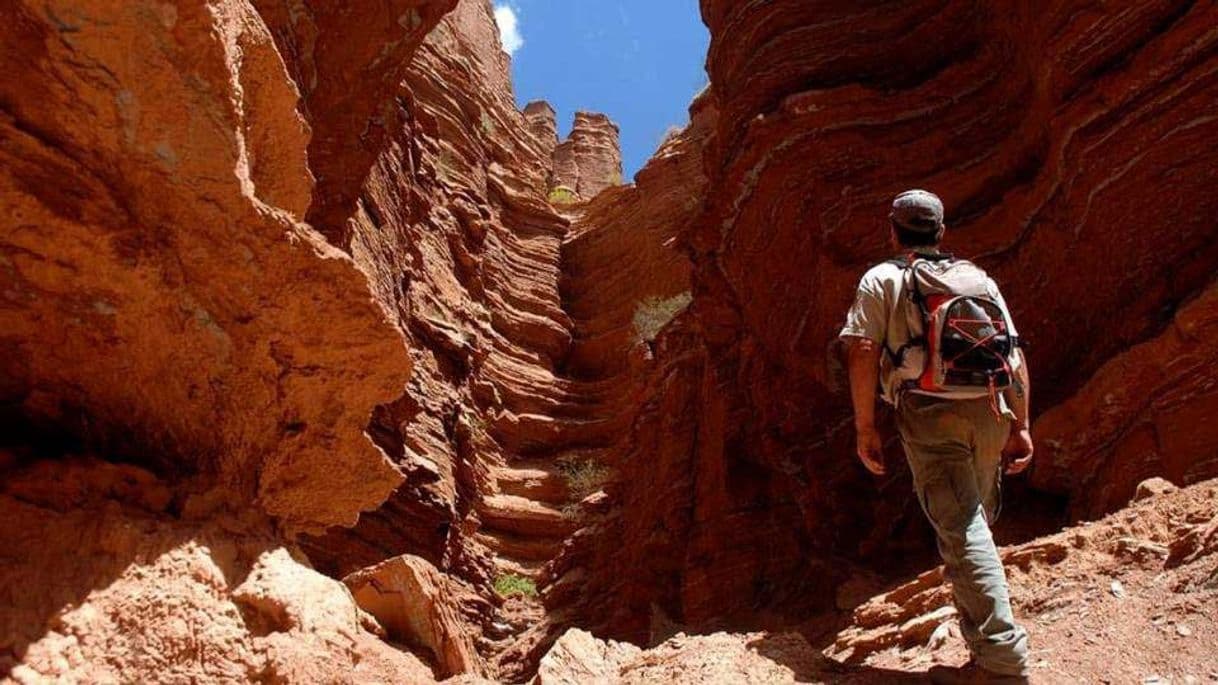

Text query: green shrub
(557, 456), (611, 500)
(547, 185), (579, 205)
(493, 573), (537, 598)
(633, 291), (692, 343)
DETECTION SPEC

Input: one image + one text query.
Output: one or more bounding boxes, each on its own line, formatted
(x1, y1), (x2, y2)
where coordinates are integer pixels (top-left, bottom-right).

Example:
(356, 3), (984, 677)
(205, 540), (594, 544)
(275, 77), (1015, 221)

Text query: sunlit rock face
(552, 112), (623, 200)
(296, 0), (576, 592)
(4, 0), (1218, 679)
(0, 0), (456, 533)
(0, 0), (513, 680)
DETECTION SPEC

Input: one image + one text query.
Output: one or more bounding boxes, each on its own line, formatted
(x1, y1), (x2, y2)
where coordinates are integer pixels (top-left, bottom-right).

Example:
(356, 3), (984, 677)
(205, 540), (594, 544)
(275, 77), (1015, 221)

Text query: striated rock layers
(0, 0), (579, 680)
(0, 0), (471, 679)
(295, 0), (583, 608)
(545, 93), (714, 640)
(1031, 280), (1218, 519)
(0, 0), (448, 533)
(551, 112), (623, 200)
(561, 0), (1218, 645)
(5, 0), (1218, 681)
(521, 102), (623, 202)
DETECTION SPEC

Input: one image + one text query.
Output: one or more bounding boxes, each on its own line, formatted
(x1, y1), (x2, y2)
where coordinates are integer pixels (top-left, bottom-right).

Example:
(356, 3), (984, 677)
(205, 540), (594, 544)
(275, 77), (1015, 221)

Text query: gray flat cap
(890, 189), (944, 233)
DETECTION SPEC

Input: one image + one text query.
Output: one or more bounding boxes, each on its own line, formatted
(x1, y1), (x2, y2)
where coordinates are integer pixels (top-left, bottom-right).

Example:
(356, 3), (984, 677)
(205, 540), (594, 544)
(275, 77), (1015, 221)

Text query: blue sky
(493, 1), (710, 180)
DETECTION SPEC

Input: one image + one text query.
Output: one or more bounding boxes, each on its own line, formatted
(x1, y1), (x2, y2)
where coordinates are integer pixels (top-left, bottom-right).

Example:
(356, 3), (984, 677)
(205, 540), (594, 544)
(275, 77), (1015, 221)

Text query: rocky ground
(537, 478), (1218, 684)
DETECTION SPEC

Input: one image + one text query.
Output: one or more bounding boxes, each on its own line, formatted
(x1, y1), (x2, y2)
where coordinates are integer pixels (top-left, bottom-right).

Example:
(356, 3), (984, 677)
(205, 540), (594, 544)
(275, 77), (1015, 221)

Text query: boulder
(344, 555), (487, 678)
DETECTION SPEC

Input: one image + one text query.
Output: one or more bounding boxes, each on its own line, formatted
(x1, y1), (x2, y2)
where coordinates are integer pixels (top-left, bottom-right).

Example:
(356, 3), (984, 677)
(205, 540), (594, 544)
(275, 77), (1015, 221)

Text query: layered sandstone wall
(0, 0), (453, 535)
(298, 0), (574, 589)
(545, 95), (712, 639)
(0, 0), (519, 680)
(253, 0), (458, 243)
(564, 0), (1218, 642)
(1032, 280), (1218, 519)
(0, 0), (469, 676)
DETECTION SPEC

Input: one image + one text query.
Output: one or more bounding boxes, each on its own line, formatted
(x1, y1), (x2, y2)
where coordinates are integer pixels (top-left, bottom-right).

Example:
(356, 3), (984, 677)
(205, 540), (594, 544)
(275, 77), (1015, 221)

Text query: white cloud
(493, 4), (523, 56)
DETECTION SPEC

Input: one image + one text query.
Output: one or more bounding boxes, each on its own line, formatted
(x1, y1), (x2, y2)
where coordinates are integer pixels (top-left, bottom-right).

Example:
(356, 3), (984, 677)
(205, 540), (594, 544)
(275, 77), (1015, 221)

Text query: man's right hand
(856, 424), (886, 475)
(1003, 426), (1034, 475)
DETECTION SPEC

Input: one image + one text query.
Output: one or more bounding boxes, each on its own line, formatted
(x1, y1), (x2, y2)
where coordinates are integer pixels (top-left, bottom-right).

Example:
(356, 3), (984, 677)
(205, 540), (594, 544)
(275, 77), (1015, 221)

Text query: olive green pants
(897, 394), (1028, 676)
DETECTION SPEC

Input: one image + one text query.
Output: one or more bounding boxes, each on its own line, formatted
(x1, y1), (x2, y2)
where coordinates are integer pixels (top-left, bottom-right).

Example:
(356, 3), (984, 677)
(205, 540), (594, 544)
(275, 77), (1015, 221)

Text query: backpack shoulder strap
(879, 255), (926, 366)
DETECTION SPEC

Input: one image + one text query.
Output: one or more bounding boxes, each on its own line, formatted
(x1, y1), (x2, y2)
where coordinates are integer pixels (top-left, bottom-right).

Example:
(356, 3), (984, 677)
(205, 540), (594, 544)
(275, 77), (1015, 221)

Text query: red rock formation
(563, 0), (1218, 644)
(345, 555), (489, 678)
(551, 112), (623, 200)
(6, 0), (1218, 680)
(0, 0), (513, 680)
(524, 101), (560, 161)
(0, 456), (436, 683)
(0, 0), (433, 534)
(297, 0), (577, 597)
(1032, 280), (1218, 519)
(253, 0), (459, 243)
(543, 94), (713, 640)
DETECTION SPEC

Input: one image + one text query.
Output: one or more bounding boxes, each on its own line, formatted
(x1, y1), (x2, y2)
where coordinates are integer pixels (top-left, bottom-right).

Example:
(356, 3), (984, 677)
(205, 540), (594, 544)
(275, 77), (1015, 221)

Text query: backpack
(886, 253), (1020, 400)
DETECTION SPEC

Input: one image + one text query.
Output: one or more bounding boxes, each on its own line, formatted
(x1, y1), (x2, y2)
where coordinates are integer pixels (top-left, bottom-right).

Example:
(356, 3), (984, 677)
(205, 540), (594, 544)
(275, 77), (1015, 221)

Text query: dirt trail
(535, 478), (1218, 684)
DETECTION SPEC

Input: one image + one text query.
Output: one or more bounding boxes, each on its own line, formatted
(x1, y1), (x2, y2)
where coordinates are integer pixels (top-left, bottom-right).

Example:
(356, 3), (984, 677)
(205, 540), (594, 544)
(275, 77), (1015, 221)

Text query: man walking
(840, 190), (1033, 683)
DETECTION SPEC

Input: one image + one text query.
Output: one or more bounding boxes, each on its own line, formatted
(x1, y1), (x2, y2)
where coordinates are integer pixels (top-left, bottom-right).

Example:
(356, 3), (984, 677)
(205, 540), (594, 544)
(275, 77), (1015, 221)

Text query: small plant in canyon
(633, 291), (692, 343)
(547, 185), (578, 205)
(557, 456), (611, 500)
(493, 573), (537, 598)
(462, 412), (486, 435)
(561, 502), (583, 520)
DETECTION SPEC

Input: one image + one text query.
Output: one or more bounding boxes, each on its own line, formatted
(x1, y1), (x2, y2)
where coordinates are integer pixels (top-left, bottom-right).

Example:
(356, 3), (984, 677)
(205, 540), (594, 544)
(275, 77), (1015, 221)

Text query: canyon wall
(4, 0), (1217, 680)
(0, 0), (632, 677)
(0, 0), (456, 533)
(567, 0), (1218, 643)
(547, 93), (712, 640)
(298, 0), (571, 585)
(0, 0), (472, 680)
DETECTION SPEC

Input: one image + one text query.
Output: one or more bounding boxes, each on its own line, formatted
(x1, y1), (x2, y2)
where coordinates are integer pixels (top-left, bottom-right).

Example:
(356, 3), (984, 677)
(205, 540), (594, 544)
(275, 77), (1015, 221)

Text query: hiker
(839, 190), (1033, 684)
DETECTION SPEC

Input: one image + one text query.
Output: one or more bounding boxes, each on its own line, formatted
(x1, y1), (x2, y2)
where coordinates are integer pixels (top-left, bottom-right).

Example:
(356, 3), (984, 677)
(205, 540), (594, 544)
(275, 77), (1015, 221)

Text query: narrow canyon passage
(2, 0), (1217, 683)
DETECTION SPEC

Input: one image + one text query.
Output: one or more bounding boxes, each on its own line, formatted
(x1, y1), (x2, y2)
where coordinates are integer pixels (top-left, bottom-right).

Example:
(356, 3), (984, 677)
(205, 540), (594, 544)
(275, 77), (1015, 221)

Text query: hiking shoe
(928, 663), (1029, 684)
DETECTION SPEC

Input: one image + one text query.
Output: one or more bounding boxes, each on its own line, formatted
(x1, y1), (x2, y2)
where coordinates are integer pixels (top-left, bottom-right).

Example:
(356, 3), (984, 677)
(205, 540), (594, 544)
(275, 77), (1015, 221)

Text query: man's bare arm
(845, 336), (885, 475)
(1002, 348), (1033, 474)
(1004, 348), (1030, 427)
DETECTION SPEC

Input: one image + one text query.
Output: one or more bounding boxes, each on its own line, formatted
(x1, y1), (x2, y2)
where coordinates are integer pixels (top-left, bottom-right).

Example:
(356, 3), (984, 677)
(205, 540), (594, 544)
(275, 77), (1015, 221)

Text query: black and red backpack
(887, 253), (1021, 401)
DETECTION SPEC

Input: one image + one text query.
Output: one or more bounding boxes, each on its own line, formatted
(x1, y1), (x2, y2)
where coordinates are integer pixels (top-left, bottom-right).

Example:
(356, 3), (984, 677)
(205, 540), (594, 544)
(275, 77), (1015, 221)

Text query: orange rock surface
(551, 112), (623, 200)
(2, 0), (1218, 681)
